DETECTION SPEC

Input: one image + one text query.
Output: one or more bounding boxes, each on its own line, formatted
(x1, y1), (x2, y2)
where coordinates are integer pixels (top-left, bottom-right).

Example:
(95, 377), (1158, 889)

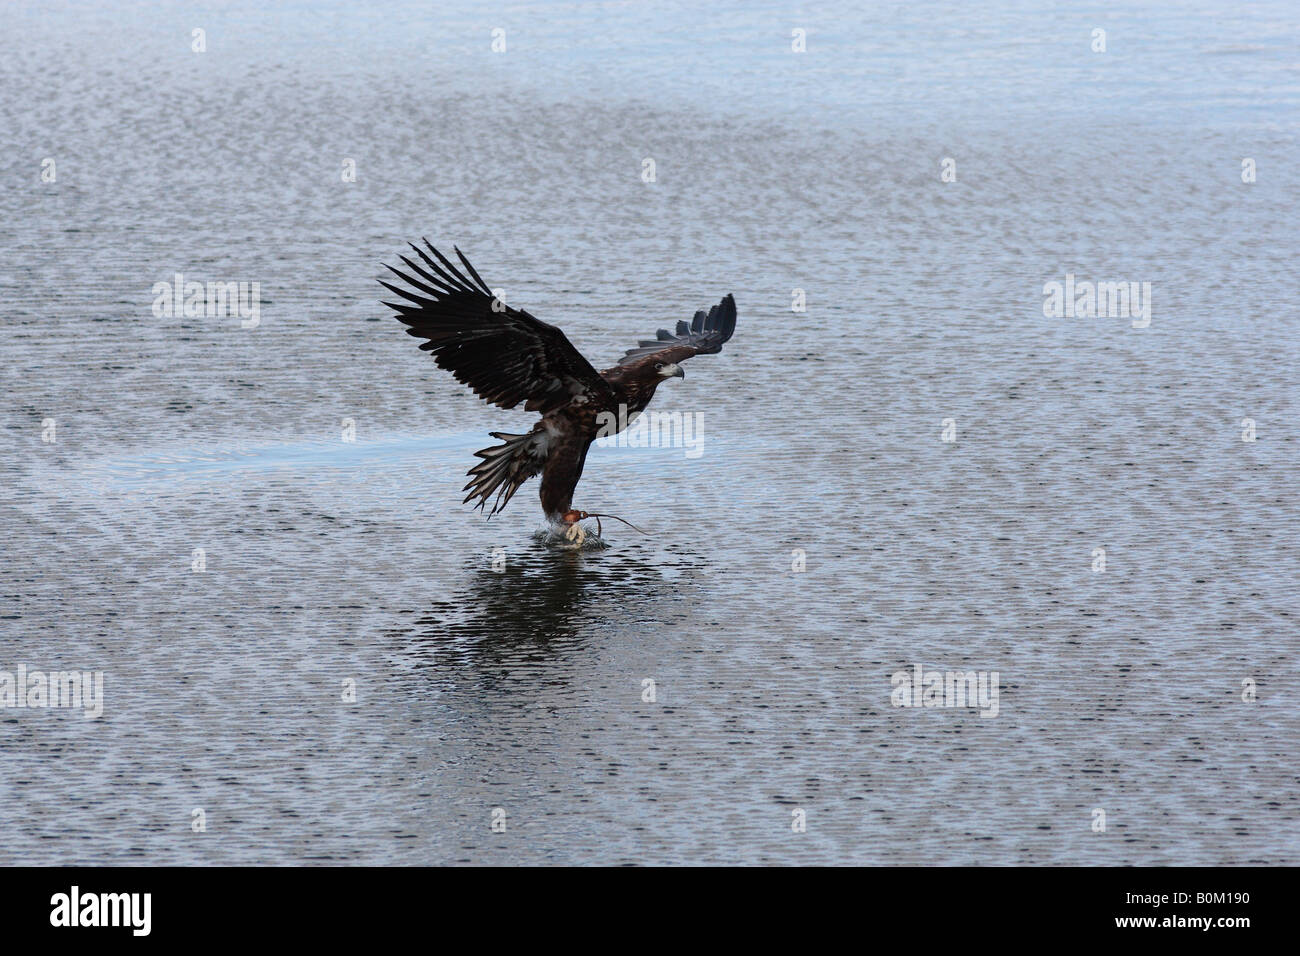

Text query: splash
(532, 524), (611, 551)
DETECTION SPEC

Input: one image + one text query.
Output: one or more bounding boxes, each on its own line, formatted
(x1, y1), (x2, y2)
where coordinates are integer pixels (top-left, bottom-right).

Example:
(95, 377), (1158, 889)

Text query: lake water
(2, 0), (1298, 864)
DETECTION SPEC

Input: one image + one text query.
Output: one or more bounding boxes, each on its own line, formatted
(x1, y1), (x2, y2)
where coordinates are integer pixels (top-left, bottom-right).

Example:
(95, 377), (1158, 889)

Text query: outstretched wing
(381, 242), (612, 413)
(617, 294), (737, 365)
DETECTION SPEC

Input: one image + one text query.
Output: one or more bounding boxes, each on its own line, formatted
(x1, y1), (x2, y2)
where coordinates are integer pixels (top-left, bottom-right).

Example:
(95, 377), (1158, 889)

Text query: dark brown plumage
(380, 242), (737, 522)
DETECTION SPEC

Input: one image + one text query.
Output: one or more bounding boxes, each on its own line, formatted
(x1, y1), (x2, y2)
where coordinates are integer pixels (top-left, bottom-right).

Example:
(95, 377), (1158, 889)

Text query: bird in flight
(380, 242), (738, 528)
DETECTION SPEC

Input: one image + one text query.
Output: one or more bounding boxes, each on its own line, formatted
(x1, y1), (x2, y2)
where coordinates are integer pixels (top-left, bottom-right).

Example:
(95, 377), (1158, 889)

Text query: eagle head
(655, 362), (685, 380)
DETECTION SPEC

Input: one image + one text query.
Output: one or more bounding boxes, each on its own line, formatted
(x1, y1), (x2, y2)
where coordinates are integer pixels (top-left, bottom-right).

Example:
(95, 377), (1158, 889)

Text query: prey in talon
(379, 242), (738, 534)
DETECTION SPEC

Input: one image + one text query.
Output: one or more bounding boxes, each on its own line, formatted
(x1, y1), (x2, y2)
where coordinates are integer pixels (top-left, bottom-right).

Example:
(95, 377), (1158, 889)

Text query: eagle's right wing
(381, 242), (612, 413)
(617, 294), (737, 365)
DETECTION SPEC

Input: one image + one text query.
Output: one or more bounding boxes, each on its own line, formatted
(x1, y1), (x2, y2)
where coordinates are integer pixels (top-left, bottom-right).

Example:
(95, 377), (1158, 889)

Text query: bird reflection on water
(396, 540), (699, 682)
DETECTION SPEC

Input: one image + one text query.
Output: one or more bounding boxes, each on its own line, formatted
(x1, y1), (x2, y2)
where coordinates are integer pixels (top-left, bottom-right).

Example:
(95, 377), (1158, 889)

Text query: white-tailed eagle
(380, 242), (737, 525)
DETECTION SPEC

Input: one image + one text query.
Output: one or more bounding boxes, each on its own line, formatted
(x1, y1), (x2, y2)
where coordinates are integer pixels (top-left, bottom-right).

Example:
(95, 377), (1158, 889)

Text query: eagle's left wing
(381, 242), (613, 413)
(617, 294), (737, 366)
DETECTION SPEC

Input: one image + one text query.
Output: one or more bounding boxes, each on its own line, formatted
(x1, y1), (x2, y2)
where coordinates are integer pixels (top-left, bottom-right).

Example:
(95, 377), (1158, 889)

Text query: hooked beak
(670, 365), (685, 379)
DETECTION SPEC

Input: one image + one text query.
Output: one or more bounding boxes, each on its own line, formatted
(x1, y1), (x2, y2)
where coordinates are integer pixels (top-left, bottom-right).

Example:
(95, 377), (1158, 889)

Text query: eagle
(379, 241), (738, 526)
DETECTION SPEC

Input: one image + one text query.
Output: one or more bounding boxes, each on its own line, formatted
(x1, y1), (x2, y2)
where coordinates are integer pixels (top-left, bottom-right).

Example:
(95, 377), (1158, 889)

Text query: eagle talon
(562, 510), (598, 542)
(563, 517), (587, 546)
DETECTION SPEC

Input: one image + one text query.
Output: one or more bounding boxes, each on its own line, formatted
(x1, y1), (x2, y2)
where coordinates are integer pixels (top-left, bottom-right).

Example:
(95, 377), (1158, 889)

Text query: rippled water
(2, 1), (1298, 865)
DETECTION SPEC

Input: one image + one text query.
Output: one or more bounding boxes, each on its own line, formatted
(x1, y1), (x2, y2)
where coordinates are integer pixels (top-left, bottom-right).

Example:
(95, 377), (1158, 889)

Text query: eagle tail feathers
(463, 429), (546, 516)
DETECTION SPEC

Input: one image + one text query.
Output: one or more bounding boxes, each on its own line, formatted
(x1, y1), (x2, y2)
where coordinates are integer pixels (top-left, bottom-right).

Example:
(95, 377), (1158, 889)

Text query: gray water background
(1, 0), (1298, 864)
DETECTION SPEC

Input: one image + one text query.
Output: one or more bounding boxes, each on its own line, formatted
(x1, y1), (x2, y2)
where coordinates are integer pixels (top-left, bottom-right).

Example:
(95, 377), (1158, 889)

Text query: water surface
(2, 0), (1298, 864)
